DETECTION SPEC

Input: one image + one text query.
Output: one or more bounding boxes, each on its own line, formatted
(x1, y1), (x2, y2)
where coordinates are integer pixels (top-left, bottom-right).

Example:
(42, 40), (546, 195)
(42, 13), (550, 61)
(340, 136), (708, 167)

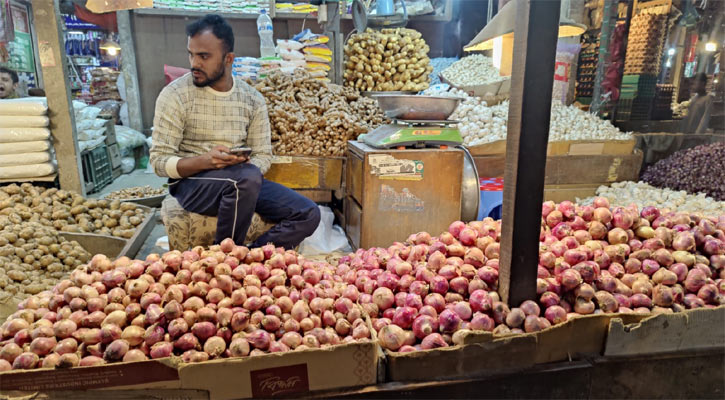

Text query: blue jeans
(169, 163), (321, 249)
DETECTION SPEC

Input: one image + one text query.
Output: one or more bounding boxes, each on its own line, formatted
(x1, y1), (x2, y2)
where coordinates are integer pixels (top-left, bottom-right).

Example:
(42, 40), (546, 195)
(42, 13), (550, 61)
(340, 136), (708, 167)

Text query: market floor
(93, 168), (169, 259)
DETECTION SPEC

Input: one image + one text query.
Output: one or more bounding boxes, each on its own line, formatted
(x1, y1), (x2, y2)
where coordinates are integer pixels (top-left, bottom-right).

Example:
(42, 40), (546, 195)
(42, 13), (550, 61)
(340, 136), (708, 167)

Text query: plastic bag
(298, 206), (352, 255)
(78, 106), (102, 121)
(121, 157), (135, 174)
(0, 140), (50, 154)
(0, 98), (48, 116)
(0, 151), (51, 167)
(0, 128), (50, 143)
(552, 42), (581, 105)
(0, 116), (49, 128)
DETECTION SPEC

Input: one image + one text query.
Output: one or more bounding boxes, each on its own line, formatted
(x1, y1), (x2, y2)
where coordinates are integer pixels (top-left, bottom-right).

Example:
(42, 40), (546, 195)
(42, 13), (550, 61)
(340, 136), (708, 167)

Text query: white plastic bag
(298, 206), (352, 255)
(0, 98), (48, 116)
(0, 162), (55, 178)
(0, 128), (50, 143)
(0, 140), (50, 154)
(0, 152), (51, 167)
(121, 157), (135, 174)
(0, 116), (49, 128)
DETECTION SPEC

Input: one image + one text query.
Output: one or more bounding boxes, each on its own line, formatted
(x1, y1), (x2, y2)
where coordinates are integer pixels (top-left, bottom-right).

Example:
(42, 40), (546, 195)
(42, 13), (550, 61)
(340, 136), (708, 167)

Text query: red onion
(378, 324), (406, 351)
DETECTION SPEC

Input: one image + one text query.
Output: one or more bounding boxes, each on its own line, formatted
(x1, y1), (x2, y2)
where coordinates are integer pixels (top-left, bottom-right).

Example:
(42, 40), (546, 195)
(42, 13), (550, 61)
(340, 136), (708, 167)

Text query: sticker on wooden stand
(368, 154), (423, 180)
(378, 184), (425, 212)
(250, 363), (310, 397)
(38, 41), (56, 67)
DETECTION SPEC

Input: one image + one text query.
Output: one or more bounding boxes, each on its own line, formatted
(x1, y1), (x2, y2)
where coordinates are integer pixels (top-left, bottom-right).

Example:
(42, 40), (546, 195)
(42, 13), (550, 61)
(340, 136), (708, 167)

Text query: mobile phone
(229, 147), (252, 157)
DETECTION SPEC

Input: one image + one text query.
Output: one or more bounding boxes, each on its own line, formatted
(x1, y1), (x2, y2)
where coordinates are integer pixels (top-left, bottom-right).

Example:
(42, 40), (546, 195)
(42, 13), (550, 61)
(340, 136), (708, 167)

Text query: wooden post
(590, 0), (618, 115)
(498, 0), (561, 306)
(117, 10), (144, 132)
(31, 0), (84, 195)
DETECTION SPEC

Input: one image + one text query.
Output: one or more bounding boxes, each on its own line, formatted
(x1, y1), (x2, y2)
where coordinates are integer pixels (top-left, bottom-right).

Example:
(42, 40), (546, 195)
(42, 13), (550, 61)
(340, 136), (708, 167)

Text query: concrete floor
(94, 169), (170, 259)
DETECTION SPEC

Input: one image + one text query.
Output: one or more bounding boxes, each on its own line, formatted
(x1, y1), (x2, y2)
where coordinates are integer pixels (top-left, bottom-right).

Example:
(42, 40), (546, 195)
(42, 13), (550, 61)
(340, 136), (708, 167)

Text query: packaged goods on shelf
(255, 70), (386, 157)
(294, 30), (332, 82)
(344, 28), (432, 92)
(0, 99), (56, 179)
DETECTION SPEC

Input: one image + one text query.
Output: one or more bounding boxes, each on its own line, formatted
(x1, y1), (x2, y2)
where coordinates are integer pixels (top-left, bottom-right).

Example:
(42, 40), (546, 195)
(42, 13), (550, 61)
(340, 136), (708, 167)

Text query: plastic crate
(81, 144), (113, 194)
(621, 74), (658, 98)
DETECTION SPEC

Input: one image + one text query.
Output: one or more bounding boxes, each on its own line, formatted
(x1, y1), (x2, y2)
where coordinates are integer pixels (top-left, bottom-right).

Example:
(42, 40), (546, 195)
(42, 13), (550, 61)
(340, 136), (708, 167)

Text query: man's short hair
(0, 66), (18, 84)
(186, 14), (234, 54)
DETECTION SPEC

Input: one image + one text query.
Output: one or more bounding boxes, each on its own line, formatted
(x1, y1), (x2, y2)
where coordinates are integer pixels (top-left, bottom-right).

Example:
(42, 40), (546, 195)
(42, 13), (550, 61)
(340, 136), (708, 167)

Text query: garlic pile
(441, 55), (508, 87)
(578, 181), (725, 217)
(429, 57), (459, 86)
(423, 85), (630, 146)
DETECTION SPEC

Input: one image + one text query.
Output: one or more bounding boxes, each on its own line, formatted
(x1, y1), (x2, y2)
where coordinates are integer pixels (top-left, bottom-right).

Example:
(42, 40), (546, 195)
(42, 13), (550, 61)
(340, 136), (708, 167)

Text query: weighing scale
(358, 120), (463, 149)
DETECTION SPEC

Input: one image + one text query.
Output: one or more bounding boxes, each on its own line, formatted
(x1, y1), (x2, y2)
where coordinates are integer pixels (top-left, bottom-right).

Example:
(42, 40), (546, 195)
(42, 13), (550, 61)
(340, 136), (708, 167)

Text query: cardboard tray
(60, 205), (157, 260)
(467, 139), (637, 157)
(383, 313), (648, 382)
(0, 340), (379, 399)
(604, 306), (725, 357)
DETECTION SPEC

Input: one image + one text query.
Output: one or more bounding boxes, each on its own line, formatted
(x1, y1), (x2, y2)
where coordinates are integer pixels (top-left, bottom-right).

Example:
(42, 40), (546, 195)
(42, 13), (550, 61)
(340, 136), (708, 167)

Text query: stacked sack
(72, 101), (107, 152)
(0, 98), (56, 179)
(293, 30), (332, 81)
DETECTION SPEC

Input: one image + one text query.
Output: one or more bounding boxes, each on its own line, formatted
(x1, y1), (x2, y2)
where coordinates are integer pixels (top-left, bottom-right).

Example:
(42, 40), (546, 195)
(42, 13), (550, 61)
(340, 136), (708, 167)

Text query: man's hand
(176, 145), (249, 178)
(206, 145), (247, 169)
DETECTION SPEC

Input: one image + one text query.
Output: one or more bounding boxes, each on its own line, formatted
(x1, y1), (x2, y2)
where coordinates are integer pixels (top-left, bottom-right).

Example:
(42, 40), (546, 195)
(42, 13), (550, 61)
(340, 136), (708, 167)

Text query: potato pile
(255, 70), (387, 157)
(0, 184), (147, 239)
(0, 221), (90, 303)
(344, 28), (432, 92)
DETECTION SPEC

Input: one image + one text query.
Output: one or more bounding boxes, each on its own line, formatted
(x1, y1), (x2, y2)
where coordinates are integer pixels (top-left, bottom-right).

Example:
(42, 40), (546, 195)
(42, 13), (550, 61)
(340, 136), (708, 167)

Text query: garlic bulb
(441, 55), (508, 87)
(578, 181), (725, 217)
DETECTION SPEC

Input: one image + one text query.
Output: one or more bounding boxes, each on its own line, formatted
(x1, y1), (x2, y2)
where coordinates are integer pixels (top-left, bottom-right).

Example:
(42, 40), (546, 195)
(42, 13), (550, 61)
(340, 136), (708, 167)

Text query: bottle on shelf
(256, 10), (275, 58)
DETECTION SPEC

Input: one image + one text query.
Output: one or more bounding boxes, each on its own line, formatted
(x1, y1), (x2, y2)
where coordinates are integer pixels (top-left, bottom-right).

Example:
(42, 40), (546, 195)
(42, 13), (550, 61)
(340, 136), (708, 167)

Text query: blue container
(377, 0), (395, 15)
(477, 178), (504, 221)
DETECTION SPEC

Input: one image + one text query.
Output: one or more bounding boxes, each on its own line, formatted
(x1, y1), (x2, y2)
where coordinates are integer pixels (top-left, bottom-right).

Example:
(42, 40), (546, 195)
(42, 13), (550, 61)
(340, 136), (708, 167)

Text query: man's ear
(226, 52), (235, 66)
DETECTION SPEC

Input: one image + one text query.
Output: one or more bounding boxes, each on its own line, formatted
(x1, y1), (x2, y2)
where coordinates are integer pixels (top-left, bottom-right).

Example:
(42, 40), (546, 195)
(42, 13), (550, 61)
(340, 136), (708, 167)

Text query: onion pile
(336, 200), (724, 352)
(642, 142), (725, 201)
(0, 241), (372, 371)
(579, 181), (725, 217)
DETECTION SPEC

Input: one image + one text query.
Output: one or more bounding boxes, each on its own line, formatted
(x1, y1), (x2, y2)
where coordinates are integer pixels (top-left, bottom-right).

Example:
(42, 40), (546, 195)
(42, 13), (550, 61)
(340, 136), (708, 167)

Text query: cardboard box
(0, 359), (181, 392)
(468, 139), (636, 157)
(604, 307), (725, 357)
(178, 341), (378, 399)
(0, 341), (379, 399)
(384, 313), (649, 382)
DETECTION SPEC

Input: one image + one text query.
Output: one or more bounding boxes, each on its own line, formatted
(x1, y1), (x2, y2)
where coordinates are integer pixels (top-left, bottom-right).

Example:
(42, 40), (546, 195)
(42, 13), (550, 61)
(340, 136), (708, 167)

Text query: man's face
(0, 72), (17, 99)
(187, 30), (231, 88)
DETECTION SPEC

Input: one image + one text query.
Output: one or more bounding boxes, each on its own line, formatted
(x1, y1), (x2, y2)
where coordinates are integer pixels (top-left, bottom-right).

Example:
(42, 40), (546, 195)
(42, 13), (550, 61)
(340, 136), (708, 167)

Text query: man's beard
(191, 63), (225, 88)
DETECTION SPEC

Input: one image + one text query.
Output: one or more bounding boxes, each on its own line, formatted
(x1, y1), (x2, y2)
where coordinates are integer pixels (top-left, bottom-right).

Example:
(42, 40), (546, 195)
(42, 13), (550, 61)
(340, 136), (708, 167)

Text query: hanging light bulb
(704, 42), (717, 52)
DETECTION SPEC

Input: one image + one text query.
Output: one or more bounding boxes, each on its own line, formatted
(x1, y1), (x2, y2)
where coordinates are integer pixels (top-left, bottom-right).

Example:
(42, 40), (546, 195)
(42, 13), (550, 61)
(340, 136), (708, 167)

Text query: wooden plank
(1, 390), (208, 400)
(31, 0), (84, 195)
(543, 184), (602, 203)
(59, 233), (127, 259)
(120, 206), (157, 258)
(498, 0), (561, 306)
(296, 189), (332, 203)
(265, 156), (343, 191)
(473, 151), (643, 184)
